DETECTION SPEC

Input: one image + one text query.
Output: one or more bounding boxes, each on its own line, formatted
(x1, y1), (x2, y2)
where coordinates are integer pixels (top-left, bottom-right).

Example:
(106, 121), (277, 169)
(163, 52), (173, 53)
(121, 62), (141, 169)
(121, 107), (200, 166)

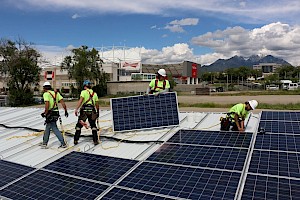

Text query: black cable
(0, 124), (164, 144)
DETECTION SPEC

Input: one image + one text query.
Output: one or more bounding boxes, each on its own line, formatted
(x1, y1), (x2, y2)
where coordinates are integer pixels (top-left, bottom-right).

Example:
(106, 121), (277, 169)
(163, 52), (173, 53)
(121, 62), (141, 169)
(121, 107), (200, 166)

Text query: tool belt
(45, 110), (60, 123)
(80, 105), (98, 120)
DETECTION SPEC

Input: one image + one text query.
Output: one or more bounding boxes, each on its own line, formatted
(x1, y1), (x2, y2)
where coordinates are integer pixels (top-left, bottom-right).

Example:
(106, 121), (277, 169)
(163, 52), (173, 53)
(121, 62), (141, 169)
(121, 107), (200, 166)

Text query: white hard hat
(157, 69), (166, 77)
(248, 100), (258, 110)
(43, 82), (51, 87)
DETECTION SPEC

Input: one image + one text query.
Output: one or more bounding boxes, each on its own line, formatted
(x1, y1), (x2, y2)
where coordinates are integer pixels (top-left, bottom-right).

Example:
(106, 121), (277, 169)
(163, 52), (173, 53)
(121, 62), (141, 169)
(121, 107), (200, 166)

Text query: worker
(74, 80), (99, 145)
(40, 82), (68, 148)
(221, 100), (258, 132)
(146, 68), (170, 95)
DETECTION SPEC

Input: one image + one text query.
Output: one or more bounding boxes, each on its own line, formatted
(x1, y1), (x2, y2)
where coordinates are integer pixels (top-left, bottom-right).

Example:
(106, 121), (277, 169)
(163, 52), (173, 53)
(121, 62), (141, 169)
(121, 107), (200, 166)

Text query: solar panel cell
(111, 92), (179, 132)
(261, 111), (300, 121)
(259, 121), (300, 134)
(44, 152), (138, 184)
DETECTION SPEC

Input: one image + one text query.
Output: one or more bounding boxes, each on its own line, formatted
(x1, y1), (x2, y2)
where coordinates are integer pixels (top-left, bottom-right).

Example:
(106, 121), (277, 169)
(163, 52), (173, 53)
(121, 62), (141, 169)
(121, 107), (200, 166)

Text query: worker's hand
(143, 93), (148, 96)
(41, 113), (46, 118)
(238, 127), (245, 132)
(154, 92), (159, 96)
(65, 111), (69, 118)
(75, 109), (78, 116)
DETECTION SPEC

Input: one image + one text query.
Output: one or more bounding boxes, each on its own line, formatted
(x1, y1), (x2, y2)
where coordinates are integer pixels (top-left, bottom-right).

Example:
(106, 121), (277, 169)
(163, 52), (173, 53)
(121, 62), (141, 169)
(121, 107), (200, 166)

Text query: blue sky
(1, 0), (300, 66)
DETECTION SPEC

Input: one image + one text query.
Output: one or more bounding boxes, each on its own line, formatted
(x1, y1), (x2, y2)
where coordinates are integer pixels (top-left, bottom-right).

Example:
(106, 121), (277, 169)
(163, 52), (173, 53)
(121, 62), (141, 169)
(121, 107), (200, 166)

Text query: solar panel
(147, 143), (248, 171)
(259, 120), (300, 134)
(248, 150), (300, 178)
(101, 187), (175, 200)
(111, 92), (179, 132)
(0, 160), (34, 187)
(44, 151), (138, 184)
(167, 130), (252, 148)
(242, 174), (300, 200)
(255, 133), (300, 152)
(0, 170), (108, 200)
(119, 162), (241, 200)
(261, 111), (300, 121)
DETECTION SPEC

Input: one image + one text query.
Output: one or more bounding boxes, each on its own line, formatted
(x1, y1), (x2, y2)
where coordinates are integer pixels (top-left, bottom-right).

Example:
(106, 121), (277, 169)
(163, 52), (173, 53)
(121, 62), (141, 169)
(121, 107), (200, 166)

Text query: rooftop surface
(0, 106), (299, 199)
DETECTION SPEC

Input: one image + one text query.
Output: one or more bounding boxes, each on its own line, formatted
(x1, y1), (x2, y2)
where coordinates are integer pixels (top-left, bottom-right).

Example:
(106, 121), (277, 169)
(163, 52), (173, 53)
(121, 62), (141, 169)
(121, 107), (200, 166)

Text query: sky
(1, 0), (300, 66)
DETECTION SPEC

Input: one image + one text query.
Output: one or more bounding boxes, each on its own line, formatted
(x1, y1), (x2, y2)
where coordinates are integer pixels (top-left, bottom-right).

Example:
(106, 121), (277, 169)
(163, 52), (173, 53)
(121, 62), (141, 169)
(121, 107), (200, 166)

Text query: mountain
(201, 55), (292, 72)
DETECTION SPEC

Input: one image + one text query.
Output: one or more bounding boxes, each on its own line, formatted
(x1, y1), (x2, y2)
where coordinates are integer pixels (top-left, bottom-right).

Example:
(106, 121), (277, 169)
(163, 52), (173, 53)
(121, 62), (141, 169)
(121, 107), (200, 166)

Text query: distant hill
(201, 55), (292, 72)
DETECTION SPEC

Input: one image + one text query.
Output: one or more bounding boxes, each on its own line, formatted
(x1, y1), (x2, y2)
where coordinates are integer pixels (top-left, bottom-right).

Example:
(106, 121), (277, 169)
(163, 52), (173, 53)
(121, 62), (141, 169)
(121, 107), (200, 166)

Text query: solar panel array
(241, 111), (300, 199)
(111, 92), (179, 132)
(2, 110), (300, 199)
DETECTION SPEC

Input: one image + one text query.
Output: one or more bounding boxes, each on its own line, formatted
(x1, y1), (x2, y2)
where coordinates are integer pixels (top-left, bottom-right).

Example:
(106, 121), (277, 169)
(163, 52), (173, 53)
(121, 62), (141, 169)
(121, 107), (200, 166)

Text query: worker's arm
(95, 101), (99, 114)
(74, 97), (84, 116)
(44, 101), (49, 115)
(59, 99), (68, 117)
(234, 114), (244, 132)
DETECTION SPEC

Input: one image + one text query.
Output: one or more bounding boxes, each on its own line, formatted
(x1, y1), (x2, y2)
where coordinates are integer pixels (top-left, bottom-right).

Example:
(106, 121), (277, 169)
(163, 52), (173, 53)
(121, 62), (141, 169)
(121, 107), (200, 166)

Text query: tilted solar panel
(255, 133), (300, 152)
(119, 162), (241, 200)
(242, 174), (300, 200)
(44, 151), (138, 184)
(111, 92), (179, 132)
(248, 150), (300, 178)
(261, 111), (300, 121)
(0, 160), (34, 188)
(147, 143), (248, 171)
(0, 170), (108, 200)
(167, 129), (252, 148)
(259, 120), (300, 134)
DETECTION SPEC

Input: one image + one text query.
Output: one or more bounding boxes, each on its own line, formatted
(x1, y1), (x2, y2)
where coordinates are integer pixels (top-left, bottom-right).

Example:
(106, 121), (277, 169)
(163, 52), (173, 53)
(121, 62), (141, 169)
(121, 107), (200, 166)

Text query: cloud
(165, 18), (199, 33)
(191, 22), (300, 65)
(6, 0), (300, 24)
(71, 13), (80, 19)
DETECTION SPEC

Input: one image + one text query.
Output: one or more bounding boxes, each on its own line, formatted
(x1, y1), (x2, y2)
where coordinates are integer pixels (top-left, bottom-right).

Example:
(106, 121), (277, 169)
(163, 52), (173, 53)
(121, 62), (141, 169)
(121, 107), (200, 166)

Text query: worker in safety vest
(146, 69), (170, 95)
(40, 82), (68, 148)
(74, 80), (99, 145)
(221, 100), (258, 132)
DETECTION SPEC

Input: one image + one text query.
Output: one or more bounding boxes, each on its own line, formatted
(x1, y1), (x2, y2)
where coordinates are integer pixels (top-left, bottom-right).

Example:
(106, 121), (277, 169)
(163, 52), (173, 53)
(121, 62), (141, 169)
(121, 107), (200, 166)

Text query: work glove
(143, 93), (148, 96)
(41, 113), (46, 118)
(65, 111), (69, 118)
(154, 92), (160, 96)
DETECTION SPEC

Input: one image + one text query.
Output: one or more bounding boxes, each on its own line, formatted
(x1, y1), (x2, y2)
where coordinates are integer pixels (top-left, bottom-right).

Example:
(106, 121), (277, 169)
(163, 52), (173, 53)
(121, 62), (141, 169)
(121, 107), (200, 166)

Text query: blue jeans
(43, 121), (65, 145)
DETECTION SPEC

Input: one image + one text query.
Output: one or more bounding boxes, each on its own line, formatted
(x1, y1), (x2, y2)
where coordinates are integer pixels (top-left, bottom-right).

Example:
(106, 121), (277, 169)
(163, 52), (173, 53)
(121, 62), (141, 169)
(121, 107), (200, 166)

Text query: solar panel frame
(242, 174), (300, 200)
(248, 150), (300, 178)
(110, 92), (179, 132)
(259, 120), (300, 134)
(0, 170), (109, 200)
(167, 129), (252, 148)
(0, 160), (35, 188)
(147, 143), (248, 171)
(44, 151), (138, 184)
(118, 162), (241, 200)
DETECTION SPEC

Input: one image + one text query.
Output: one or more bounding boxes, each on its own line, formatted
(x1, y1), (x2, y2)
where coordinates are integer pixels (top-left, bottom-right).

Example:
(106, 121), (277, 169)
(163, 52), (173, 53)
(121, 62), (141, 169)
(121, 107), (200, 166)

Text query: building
(253, 63), (282, 76)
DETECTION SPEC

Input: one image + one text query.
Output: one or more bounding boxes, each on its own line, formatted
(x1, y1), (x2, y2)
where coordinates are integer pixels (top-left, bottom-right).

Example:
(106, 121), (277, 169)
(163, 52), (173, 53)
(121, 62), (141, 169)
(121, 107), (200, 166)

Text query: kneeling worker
(222, 100), (258, 132)
(146, 69), (170, 95)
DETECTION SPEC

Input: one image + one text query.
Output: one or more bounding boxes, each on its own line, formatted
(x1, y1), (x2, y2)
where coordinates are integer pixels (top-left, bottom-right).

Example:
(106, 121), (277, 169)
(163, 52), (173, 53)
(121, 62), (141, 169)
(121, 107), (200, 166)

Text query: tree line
(0, 38), (108, 106)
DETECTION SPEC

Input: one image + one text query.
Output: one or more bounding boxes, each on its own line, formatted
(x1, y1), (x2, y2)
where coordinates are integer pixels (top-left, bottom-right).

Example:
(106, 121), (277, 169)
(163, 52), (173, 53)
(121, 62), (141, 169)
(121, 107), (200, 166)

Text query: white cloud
(71, 13), (80, 19)
(165, 18), (199, 33)
(8, 0), (300, 24)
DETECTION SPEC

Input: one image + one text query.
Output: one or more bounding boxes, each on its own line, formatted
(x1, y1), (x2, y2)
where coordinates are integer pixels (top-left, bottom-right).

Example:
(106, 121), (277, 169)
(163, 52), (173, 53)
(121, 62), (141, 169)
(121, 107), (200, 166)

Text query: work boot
(58, 144), (67, 148)
(94, 141), (99, 145)
(39, 143), (48, 149)
(74, 140), (78, 145)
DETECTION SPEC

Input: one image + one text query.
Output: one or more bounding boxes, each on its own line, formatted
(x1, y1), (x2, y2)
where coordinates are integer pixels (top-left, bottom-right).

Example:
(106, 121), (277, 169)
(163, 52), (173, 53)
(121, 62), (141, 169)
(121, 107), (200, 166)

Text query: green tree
(167, 73), (177, 90)
(61, 45), (108, 97)
(0, 38), (41, 106)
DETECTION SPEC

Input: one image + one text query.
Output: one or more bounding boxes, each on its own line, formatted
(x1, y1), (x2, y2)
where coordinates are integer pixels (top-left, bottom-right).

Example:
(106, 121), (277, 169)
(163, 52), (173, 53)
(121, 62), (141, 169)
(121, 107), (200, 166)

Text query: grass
(179, 102), (300, 110)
